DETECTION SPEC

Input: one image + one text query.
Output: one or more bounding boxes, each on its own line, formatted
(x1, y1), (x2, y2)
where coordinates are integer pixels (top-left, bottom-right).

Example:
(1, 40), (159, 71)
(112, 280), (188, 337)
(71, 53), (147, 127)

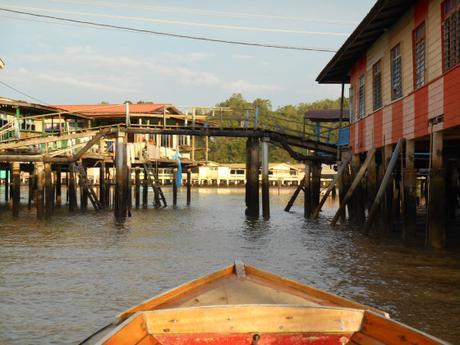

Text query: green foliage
(195, 94), (348, 163)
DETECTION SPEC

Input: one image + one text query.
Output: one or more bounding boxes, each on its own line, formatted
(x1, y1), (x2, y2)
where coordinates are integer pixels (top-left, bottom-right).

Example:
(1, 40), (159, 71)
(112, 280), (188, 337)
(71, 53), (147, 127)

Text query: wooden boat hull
(80, 262), (449, 345)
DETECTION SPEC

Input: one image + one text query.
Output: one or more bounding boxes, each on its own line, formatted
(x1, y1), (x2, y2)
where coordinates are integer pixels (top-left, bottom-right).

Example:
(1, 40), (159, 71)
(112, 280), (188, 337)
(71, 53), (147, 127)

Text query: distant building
(52, 103), (191, 161)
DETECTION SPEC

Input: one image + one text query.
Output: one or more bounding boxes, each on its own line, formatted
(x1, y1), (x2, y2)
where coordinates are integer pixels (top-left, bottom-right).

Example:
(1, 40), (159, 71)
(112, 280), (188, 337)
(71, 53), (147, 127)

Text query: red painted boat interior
(152, 333), (350, 345)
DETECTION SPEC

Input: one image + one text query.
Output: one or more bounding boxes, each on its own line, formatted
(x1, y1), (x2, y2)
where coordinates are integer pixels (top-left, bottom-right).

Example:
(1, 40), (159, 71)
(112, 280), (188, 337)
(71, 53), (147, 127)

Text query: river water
(1, 187), (459, 344)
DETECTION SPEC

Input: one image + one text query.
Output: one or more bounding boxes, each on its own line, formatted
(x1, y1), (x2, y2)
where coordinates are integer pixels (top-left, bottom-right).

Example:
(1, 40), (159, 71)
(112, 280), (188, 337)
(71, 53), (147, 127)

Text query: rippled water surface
(1, 187), (460, 344)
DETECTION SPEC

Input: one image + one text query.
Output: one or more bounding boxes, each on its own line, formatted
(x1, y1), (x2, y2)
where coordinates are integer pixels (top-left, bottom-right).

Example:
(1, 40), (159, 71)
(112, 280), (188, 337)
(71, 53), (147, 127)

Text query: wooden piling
(261, 138), (270, 219)
(349, 154), (365, 223)
(364, 139), (403, 233)
(172, 168), (178, 206)
(135, 167), (140, 208)
(383, 144), (394, 233)
(142, 167), (148, 208)
(331, 149), (376, 226)
(28, 166), (34, 210)
(245, 137), (259, 217)
(403, 139), (417, 239)
(99, 161), (106, 208)
(44, 162), (53, 219)
(55, 165), (62, 207)
(79, 164), (88, 211)
(310, 161), (321, 212)
(36, 162), (45, 218)
(367, 153), (378, 211)
(186, 169), (191, 206)
(114, 132), (128, 220)
(11, 162), (20, 217)
(427, 131), (445, 248)
(304, 162), (312, 218)
(68, 163), (77, 212)
(4, 165), (9, 202)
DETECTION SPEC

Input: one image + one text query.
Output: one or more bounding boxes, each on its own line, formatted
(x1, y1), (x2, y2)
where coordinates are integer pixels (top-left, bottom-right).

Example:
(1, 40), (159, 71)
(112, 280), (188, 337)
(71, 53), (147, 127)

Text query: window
(372, 61), (383, 110)
(391, 44), (403, 100)
(442, 0), (460, 70)
(349, 86), (354, 122)
(413, 23), (426, 88)
(358, 75), (365, 118)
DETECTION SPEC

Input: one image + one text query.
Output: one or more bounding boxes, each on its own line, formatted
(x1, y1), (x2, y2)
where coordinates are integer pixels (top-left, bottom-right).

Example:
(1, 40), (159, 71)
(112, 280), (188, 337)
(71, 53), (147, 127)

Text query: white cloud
(225, 80), (280, 93)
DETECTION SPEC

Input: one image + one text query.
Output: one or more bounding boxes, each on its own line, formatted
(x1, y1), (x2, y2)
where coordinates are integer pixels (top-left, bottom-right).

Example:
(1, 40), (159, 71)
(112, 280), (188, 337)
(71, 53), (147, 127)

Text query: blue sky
(0, 0), (374, 108)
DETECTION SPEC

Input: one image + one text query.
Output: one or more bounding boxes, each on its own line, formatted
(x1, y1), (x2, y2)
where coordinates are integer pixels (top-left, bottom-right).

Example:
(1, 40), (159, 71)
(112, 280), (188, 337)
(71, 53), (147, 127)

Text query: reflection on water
(0, 187), (459, 344)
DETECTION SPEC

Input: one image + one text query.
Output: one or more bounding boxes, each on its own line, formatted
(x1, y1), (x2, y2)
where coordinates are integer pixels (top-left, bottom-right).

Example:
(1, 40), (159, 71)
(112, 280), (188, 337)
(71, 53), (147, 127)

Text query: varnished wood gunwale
(116, 262), (387, 324)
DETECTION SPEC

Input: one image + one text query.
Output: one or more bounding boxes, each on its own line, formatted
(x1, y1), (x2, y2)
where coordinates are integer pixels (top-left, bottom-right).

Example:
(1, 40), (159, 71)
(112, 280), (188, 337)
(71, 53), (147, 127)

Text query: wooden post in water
(11, 162), (20, 217)
(114, 131), (128, 220)
(99, 161), (106, 208)
(364, 139), (403, 233)
(331, 149), (376, 226)
(427, 131), (445, 248)
(68, 163), (77, 212)
(142, 168), (148, 208)
(44, 162), (53, 219)
(28, 165), (34, 210)
(349, 154), (365, 223)
(383, 144), (394, 233)
(135, 167), (140, 208)
(304, 162), (312, 218)
(367, 153), (378, 212)
(4, 164), (9, 202)
(245, 137), (259, 217)
(79, 163), (88, 211)
(403, 139), (417, 240)
(36, 162), (45, 219)
(55, 165), (62, 208)
(172, 168), (178, 206)
(261, 137), (270, 219)
(186, 168), (191, 206)
(310, 161), (321, 213)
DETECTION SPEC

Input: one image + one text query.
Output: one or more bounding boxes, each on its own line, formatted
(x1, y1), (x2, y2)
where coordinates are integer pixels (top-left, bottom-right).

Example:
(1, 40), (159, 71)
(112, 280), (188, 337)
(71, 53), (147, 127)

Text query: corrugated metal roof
(52, 103), (182, 118)
(317, 0), (416, 84)
(305, 109), (350, 122)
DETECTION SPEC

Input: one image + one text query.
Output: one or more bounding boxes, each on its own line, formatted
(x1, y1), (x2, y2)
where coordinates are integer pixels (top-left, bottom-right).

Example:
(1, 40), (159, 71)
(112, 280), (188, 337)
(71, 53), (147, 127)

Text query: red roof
(51, 103), (181, 118)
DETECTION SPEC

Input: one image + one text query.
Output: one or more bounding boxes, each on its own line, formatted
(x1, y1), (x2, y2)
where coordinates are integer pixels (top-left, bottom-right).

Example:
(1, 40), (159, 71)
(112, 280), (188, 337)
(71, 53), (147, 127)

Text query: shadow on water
(0, 187), (459, 344)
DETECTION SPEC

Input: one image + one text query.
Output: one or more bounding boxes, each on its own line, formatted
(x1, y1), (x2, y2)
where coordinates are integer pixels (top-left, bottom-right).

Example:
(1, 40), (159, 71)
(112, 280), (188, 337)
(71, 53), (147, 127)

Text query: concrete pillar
(427, 131), (445, 248)
(261, 138), (270, 219)
(245, 137), (259, 217)
(12, 162), (20, 217)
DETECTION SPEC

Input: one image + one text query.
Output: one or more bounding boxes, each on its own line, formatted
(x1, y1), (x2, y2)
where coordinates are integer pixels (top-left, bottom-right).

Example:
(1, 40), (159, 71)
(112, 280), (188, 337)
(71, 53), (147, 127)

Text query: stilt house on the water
(52, 103), (192, 161)
(317, 0), (460, 248)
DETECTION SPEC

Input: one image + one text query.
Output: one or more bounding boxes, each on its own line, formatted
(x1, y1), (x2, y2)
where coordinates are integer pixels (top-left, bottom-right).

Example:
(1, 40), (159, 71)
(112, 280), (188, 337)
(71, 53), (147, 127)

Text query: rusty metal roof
(316, 0), (416, 84)
(305, 109), (350, 122)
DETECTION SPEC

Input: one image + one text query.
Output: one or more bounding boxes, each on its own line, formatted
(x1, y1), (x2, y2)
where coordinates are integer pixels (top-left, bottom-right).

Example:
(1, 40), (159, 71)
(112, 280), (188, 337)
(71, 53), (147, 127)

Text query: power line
(47, 0), (359, 26)
(4, 5), (349, 36)
(0, 8), (338, 53)
(0, 80), (49, 105)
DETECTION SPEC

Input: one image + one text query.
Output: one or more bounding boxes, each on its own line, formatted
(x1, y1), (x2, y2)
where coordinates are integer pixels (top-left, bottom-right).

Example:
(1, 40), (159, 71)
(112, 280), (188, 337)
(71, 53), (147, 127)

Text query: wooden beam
(364, 139), (403, 233)
(284, 177), (305, 212)
(331, 148), (376, 226)
(312, 155), (351, 219)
